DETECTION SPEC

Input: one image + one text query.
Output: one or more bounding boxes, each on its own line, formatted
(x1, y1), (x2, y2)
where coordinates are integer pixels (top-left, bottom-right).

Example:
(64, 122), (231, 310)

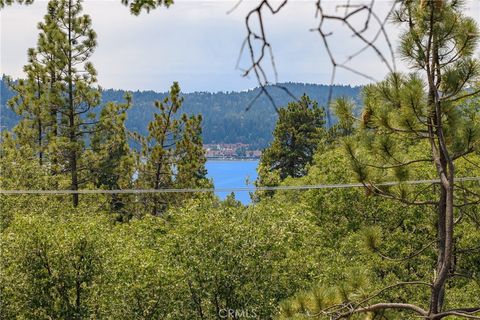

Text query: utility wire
(1, 177), (479, 195)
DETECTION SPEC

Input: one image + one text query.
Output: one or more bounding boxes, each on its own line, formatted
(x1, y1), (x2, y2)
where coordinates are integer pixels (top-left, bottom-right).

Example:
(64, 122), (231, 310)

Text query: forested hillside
(0, 78), (18, 131)
(2, 0), (480, 319)
(1, 77), (361, 148)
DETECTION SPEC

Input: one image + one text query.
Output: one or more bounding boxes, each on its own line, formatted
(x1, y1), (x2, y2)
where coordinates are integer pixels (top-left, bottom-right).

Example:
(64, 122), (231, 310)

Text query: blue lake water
(206, 160), (259, 204)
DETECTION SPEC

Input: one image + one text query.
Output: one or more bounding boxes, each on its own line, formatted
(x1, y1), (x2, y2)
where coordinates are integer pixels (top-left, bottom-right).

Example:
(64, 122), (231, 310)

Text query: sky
(1, 0), (479, 93)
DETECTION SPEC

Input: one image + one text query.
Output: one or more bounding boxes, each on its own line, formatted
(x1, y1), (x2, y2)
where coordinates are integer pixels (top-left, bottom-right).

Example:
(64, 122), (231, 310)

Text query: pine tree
(330, 1), (480, 317)
(44, 0), (100, 206)
(326, 96), (356, 143)
(7, 51), (52, 166)
(89, 94), (134, 219)
(174, 113), (208, 188)
(136, 82), (209, 216)
(36, 2), (70, 164)
(7, 1), (75, 170)
(255, 94), (325, 200)
(7, 0), (100, 207)
(7, 80), (45, 166)
(136, 84), (179, 216)
(172, 113), (210, 206)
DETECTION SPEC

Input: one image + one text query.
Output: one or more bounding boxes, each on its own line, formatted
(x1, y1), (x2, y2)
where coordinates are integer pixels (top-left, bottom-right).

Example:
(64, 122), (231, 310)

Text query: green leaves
(165, 199), (320, 319)
(136, 82), (210, 216)
(0, 0), (174, 15)
(0, 196), (322, 319)
(1, 212), (110, 319)
(258, 94), (326, 185)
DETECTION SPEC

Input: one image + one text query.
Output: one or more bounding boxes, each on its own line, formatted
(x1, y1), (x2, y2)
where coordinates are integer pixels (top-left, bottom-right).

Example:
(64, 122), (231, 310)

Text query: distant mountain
(1, 78), (362, 149)
(0, 78), (19, 132)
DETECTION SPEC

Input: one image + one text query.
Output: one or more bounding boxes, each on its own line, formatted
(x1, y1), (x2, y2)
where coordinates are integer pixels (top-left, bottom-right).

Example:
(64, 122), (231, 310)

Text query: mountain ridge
(1, 77), (362, 149)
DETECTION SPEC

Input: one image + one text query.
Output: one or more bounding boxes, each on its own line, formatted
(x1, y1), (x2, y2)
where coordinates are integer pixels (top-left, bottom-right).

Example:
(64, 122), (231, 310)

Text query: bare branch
(238, 0), (397, 123)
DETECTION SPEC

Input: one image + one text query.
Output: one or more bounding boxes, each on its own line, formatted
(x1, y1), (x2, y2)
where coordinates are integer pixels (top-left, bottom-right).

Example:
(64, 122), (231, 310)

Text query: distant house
(204, 143), (261, 159)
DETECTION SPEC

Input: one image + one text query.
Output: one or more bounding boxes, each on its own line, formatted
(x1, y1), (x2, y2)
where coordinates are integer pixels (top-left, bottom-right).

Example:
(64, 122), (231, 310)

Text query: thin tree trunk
(152, 160), (162, 216)
(67, 0), (78, 207)
(424, 4), (455, 314)
(38, 118), (43, 166)
(50, 72), (59, 176)
(36, 78), (43, 166)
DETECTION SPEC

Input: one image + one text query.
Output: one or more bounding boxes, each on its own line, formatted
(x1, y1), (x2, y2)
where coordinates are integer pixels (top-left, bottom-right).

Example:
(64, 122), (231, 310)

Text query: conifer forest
(0, 0), (480, 319)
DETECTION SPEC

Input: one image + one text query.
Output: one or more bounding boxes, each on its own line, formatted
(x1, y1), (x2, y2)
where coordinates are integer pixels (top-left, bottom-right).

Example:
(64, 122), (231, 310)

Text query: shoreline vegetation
(206, 157), (260, 161)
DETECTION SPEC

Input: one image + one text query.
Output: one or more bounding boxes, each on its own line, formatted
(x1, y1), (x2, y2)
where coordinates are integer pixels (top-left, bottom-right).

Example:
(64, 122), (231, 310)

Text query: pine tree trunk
(425, 5), (455, 314)
(67, 0), (79, 207)
(38, 118), (43, 166)
(152, 161), (162, 216)
(49, 72), (59, 175)
(429, 166), (454, 317)
(36, 78), (43, 166)
(427, 72), (455, 319)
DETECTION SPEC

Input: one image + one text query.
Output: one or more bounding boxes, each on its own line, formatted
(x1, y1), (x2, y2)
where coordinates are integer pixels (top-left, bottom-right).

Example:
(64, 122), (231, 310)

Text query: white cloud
(1, 0), (479, 92)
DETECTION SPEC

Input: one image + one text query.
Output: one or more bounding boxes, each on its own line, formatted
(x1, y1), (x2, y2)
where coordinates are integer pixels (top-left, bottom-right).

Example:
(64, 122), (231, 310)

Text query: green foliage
(0, 0), (33, 9)
(275, 145), (480, 319)
(256, 94), (326, 198)
(1, 212), (110, 319)
(120, 0), (173, 15)
(163, 199), (321, 318)
(2, 1), (480, 319)
(2, 81), (362, 150)
(329, 96), (356, 139)
(89, 94), (135, 219)
(278, 1), (480, 317)
(0, 195), (324, 319)
(135, 82), (210, 216)
(0, 0), (173, 13)
(6, 0), (103, 206)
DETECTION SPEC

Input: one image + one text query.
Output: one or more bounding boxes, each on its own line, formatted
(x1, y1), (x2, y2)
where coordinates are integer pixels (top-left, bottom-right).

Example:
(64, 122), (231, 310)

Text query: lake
(206, 160), (259, 204)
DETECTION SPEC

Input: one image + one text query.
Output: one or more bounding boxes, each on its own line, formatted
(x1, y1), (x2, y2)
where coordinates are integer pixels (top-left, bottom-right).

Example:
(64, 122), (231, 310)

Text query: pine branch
(334, 303), (428, 319)
(433, 309), (480, 320)
(365, 158), (433, 169)
(373, 239), (436, 262)
(367, 182), (438, 206)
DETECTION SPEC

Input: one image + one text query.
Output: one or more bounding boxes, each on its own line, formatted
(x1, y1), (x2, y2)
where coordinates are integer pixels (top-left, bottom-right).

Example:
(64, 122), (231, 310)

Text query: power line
(1, 177), (479, 195)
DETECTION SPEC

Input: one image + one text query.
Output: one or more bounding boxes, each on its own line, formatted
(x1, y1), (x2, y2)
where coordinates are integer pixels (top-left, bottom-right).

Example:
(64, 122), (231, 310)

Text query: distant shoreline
(206, 158), (259, 162)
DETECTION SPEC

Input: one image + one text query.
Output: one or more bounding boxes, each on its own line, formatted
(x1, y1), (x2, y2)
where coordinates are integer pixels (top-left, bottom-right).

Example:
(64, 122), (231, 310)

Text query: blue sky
(1, 0), (479, 93)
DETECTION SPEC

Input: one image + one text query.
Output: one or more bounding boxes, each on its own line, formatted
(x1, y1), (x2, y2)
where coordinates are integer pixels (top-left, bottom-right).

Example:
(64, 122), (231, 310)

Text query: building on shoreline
(204, 143), (262, 159)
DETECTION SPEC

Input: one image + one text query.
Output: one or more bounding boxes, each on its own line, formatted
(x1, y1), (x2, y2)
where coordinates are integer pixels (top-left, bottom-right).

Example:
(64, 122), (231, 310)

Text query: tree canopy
(1, 0), (480, 319)
(256, 94), (326, 199)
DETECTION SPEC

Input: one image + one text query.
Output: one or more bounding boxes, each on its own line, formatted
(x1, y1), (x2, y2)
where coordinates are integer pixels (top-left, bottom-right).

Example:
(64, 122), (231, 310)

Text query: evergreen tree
(352, 2), (480, 315)
(174, 113), (208, 188)
(136, 82), (209, 216)
(44, 0), (100, 206)
(256, 94), (325, 199)
(326, 96), (356, 143)
(7, 46), (57, 167)
(89, 94), (134, 220)
(283, 1), (480, 318)
(7, 74), (49, 166)
(7, 0), (100, 207)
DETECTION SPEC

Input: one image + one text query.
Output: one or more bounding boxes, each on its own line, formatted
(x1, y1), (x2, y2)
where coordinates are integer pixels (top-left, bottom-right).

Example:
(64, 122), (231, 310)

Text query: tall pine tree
(255, 94), (325, 199)
(136, 82), (209, 216)
(89, 94), (134, 219)
(8, 0), (102, 206)
(325, 1), (480, 317)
